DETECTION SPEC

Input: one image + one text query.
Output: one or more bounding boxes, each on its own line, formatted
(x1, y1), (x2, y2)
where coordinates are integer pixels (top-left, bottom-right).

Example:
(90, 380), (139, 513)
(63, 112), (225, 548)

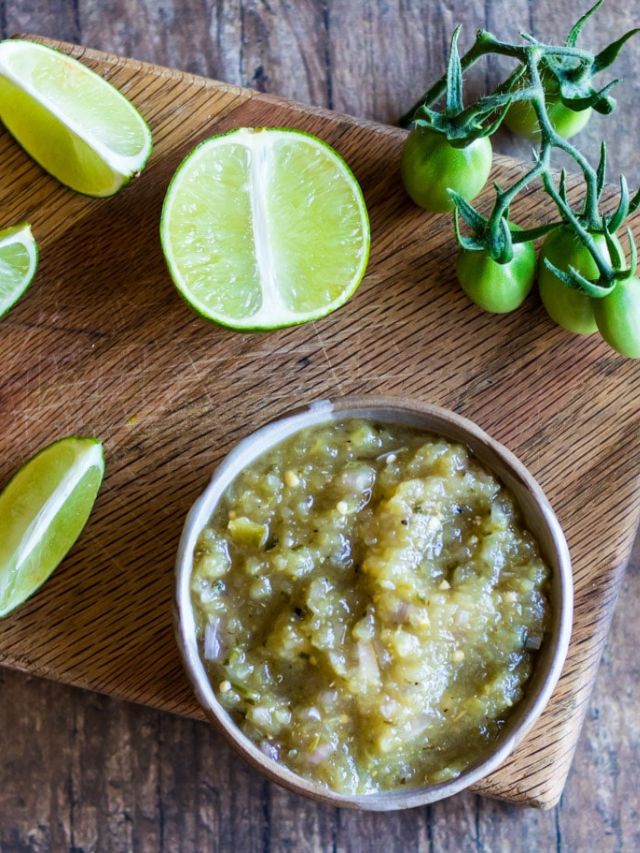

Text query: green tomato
(504, 75), (591, 141)
(593, 276), (640, 359)
(538, 228), (620, 335)
(456, 239), (537, 313)
(401, 126), (492, 213)
(505, 98), (591, 140)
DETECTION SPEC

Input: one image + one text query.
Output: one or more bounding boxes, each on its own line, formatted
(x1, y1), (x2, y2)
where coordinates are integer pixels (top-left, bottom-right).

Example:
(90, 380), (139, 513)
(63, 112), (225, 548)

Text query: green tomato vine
(400, 0), (639, 298)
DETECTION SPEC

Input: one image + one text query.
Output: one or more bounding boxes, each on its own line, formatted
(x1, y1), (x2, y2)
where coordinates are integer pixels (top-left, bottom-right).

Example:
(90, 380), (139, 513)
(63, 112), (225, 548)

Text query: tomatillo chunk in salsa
(191, 420), (550, 794)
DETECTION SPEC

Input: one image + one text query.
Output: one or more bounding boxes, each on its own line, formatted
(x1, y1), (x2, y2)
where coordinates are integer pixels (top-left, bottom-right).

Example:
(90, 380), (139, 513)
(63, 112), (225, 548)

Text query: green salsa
(191, 419), (550, 794)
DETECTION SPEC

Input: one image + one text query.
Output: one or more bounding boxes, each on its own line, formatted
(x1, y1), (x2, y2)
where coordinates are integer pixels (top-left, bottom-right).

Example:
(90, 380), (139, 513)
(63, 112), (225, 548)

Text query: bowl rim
(174, 396), (573, 810)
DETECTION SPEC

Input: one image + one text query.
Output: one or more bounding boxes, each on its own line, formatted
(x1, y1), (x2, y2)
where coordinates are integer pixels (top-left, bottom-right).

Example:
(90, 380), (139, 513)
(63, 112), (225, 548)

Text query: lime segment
(0, 222), (38, 318)
(160, 127), (370, 330)
(0, 437), (105, 618)
(0, 39), (152, 196)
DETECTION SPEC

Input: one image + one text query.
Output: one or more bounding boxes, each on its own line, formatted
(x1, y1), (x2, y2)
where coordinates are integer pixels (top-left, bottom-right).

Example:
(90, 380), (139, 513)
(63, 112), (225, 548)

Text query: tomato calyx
(412, 27), (529, 149)
(451, 191), (559, 265)
(542, 225), (638, 298)
(533, 0), (639, 117)
(539, 158), (639, 294)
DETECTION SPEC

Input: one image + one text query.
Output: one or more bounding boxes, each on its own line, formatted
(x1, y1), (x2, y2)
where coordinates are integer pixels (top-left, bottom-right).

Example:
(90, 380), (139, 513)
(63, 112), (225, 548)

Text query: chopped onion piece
(260, 740), (281, 761)
(204, 621), (222, 661)
(306, 743), (334, 765)
(357, 640), (381, 684)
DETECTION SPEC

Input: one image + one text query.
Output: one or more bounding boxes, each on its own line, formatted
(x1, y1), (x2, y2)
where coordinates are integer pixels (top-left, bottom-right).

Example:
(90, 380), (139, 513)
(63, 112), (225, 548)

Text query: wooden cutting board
(1, 37), (639, 810)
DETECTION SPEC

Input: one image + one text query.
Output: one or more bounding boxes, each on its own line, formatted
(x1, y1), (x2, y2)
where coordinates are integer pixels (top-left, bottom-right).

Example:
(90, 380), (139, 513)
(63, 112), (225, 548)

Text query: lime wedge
(160, 127), (370, 330)
(0, 437), (105, 618)
(0, 222), (38, 318)
(0, 39), (152, 197)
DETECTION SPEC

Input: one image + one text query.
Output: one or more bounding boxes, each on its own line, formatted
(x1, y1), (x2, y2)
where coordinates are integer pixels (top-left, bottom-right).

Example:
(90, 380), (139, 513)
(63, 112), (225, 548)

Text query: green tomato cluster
(537, 227), (640, 358)
(401, 87), (592, 217)
(400, 125), (640, 359)
(459, 227), (640, 360)
(457, 227), (640, 359)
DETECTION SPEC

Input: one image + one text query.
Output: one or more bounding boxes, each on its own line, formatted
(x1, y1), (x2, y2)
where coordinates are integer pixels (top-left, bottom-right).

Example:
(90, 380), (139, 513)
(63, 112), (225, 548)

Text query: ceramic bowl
(175, 397), (573, 810)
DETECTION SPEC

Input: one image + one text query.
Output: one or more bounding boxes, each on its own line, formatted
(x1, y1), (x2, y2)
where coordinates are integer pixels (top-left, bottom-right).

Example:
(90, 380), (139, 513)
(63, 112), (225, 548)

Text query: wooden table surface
(1, 1), (638, 850)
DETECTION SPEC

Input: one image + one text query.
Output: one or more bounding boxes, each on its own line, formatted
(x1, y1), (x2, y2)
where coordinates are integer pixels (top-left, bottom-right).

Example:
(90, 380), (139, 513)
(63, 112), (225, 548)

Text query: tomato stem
(399, 31), (595, 129)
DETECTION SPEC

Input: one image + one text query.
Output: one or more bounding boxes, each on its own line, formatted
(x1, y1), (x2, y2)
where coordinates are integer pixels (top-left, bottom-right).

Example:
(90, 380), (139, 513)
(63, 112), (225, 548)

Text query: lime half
(160, 127), (370, 330)
(0, 222), (38, 318)
(0, 437), (105, 618)
(0, 39), (152, 197)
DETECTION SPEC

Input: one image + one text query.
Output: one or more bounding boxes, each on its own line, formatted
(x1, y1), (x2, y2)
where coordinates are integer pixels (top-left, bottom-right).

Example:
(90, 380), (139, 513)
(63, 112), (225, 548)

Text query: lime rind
(0, 39), (153, 197)
(0, 437), (105, 618)
(0, 222), (38, 319)
(160, 127), (370, 331)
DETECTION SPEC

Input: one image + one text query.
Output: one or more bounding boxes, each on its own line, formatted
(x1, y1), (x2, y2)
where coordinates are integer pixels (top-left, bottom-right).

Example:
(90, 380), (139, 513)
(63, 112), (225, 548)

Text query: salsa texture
(191, 419), (550, 794)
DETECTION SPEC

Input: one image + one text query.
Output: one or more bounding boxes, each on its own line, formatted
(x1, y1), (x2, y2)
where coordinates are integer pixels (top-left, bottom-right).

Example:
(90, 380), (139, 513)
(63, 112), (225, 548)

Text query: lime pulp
(160, 127), (370, 330)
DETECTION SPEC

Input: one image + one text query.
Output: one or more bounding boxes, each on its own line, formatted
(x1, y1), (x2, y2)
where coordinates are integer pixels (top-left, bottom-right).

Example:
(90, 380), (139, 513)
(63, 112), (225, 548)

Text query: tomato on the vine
(505, 77), (591, 140)
(401, 126), (492, 213)
(456, 238), (536, 313)
(593, 275), (640, 359)
(505, 99), (591, 141)
(538, 227), (621, 335)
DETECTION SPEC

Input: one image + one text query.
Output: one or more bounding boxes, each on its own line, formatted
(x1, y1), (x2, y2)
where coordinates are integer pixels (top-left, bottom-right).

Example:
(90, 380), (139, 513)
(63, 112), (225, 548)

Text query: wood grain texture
(1, 37), (639, 814)
(0, 0), (639, 846)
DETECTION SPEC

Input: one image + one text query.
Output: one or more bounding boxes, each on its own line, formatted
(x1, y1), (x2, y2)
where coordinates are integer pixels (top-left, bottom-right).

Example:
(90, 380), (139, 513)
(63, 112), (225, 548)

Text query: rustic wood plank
(79, 0), (229, 80)
(557, 562), (640, 851)
(1, 0), (639, 847)
(1, 0), (80, 42)
(329, 0), (478, 122)
(20, 0), (330, 108)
